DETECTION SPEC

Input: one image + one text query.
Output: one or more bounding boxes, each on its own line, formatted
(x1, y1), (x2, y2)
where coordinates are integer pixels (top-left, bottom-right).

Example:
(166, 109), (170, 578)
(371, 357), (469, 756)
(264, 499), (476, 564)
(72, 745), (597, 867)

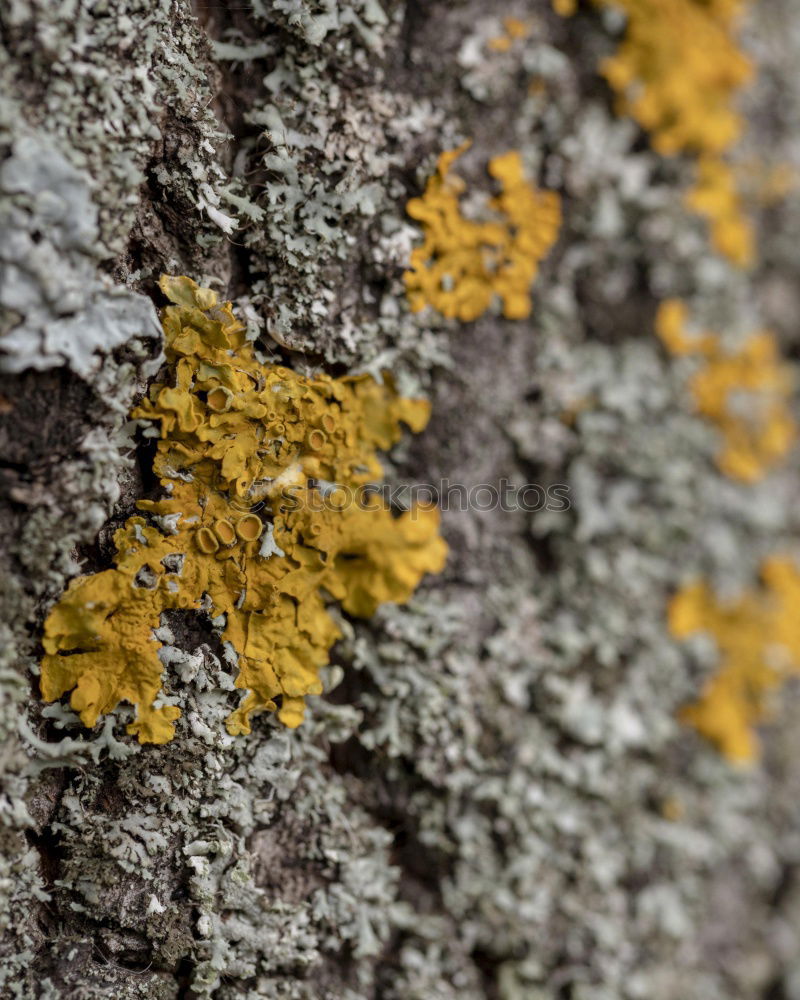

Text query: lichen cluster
(486, 16), (530, 52)
(213, 0), (445, 368)
(7, 0), (800, 996)
(685, 154), (754, 268)
(599, 0), (751, 157)
(656, 300), (799, 758)
(404, 142), (561, 321)
(656, 299), (795, 482)
(0, 0), (232, 257)
(556, 0), (754, 266)
(40, 275), (446, 743)
(669, 559), (800, 762)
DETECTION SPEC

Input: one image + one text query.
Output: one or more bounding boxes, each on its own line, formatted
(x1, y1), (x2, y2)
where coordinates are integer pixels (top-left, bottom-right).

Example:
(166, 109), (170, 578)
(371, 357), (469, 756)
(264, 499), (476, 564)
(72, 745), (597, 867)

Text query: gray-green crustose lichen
(211, 0), (451, 382)
(0, 0), (236, 260)
(0, 134), (163, 996)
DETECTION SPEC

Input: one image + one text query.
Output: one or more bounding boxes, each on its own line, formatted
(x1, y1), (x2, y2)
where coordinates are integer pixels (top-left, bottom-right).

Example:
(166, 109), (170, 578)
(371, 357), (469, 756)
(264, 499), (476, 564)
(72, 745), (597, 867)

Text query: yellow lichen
(40, 275), (447, 744)
(660, 797), (684, 822)
(487, 16), (531, 51)
(404, 143), (561, 321)
(596, 0), (752, 158)
(685, 156), (754, 268)
(669, 558), (800, 762)
(556, 0), (755, 266)
(656, 300), (795, 482)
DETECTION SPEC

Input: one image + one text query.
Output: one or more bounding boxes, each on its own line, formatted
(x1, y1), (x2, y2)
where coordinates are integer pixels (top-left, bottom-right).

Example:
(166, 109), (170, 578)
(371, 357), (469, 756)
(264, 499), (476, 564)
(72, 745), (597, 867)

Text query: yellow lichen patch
(654, 299), (716, 357)
(596, 0), (752, 158)
(669, 558), (800, 762)
(40, 275), (447, 743)
(555, 0), (755, 266)
(404, 143), (561, 322)
(659, 797), (684, 822)
(488, 16), (531, 51)
(686, 156), (754, 268)
(656, 300), (795, 482)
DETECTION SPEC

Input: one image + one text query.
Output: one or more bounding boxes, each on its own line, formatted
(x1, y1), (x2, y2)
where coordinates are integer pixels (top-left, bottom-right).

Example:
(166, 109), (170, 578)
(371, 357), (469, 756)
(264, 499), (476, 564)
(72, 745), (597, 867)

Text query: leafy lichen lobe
(41, 276), (447, 743)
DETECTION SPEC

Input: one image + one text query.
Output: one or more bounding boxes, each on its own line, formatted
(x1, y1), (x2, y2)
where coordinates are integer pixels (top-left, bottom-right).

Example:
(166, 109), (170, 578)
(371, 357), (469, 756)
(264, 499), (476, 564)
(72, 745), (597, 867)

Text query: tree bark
(3, 1), (800, 998)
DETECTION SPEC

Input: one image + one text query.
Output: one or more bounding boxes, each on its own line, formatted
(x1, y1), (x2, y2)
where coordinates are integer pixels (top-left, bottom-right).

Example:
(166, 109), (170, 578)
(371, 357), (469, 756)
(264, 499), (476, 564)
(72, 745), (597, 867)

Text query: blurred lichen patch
(656, 300), (795, 483)
(670, 559), (800, 762)
(404, 143), (561, 321)
(40, 276), (447, 744)
(557, 0), (755, 266)
(598, 0), (752, 157)
(686, 155), (754, 268)
(487, 16), (531, 52)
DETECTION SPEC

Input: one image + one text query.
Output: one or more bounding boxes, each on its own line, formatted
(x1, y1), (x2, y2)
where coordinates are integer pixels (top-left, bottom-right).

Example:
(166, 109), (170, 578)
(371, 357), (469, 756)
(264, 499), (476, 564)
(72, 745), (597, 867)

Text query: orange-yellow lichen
(556, 0), (755, 266)
(669, 558), (800, 762)
(686, 156), (754, 268)
(487, 16), (531, 52)
(404, 143), (561, 321)
(656, 300), (795, 482)
(597, 0), (752, 158)
(40, 275), (447, 744)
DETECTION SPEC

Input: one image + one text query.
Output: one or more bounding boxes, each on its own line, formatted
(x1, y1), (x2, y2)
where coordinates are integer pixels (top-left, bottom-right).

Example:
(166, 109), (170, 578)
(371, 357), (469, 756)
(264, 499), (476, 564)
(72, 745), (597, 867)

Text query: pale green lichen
(213, 2), (447, 374)
(0, 0), (233, 257)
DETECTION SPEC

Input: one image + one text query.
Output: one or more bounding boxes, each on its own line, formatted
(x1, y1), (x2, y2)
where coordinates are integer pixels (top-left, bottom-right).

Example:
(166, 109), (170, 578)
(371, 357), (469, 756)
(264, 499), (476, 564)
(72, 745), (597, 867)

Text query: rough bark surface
(3, 1), (800, 998)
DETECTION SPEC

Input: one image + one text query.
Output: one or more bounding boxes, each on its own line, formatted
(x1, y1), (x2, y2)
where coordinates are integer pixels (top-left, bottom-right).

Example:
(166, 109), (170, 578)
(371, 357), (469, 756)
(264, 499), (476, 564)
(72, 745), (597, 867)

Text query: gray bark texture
(3, 0), (800, 998)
